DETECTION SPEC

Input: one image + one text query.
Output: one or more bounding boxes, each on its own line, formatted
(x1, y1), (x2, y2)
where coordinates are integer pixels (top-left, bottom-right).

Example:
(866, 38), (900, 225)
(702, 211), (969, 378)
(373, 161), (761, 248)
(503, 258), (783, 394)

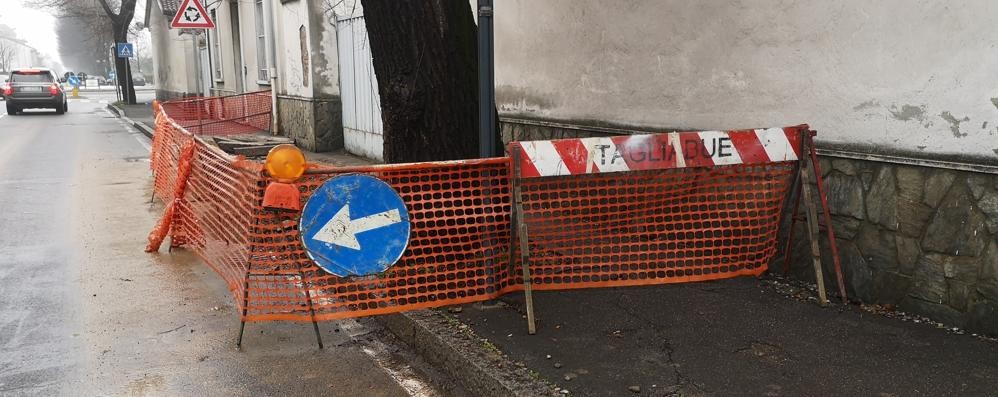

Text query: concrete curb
(377, 310), (557, 397)
(106, 103), (154, 139)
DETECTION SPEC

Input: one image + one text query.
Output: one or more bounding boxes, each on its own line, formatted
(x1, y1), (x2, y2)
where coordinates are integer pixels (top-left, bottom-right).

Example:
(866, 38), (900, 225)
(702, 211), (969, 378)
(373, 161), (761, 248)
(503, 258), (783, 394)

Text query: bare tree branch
(95, 0), (119, 20)
(0, 40), (15, 72)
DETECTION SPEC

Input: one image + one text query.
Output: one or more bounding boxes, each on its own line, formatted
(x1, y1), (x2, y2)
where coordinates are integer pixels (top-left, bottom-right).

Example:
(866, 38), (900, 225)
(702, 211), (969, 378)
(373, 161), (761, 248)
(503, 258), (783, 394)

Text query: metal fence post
(511, 147), (537, 334)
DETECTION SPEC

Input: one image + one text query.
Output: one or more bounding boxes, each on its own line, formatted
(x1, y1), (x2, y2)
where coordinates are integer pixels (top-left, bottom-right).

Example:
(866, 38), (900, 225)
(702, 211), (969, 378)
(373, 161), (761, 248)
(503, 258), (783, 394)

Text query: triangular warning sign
(171, 0), (215, 29)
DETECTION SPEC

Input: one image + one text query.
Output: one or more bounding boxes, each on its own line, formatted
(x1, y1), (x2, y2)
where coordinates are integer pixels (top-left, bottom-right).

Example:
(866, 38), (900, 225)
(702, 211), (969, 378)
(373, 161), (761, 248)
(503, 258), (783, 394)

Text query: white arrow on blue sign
(300, 174), (411, 277)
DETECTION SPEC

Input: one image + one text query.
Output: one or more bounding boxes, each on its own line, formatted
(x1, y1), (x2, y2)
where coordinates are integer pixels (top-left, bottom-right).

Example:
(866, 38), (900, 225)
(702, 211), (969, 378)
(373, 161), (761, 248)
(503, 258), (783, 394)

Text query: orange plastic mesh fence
(244, 160), (517, 322)
(158, 90), (271, 135)
(149, 92), (797, 323)
(518, 165), (794, 290)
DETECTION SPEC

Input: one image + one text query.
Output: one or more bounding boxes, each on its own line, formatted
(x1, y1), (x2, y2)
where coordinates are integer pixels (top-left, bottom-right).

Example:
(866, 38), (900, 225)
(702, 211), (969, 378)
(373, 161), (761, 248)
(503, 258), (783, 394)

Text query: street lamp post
(477, 0), (496, 158)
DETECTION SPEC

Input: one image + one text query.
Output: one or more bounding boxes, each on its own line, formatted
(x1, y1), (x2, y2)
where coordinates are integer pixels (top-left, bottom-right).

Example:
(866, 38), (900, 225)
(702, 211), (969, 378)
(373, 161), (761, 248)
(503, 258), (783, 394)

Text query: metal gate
(336, 15), (384, 161)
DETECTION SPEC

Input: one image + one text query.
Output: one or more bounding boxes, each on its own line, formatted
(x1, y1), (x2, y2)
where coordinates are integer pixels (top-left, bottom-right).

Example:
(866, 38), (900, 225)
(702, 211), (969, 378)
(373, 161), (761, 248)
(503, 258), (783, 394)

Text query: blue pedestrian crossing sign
(300, 174), (411, 277)
(116, 43), (134, 58)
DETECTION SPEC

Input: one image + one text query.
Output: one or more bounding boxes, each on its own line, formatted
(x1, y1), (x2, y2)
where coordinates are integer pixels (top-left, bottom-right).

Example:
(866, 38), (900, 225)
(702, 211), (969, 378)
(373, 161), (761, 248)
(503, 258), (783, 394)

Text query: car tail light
(49, 83), (60, 95)
(2, 84), (10, 96)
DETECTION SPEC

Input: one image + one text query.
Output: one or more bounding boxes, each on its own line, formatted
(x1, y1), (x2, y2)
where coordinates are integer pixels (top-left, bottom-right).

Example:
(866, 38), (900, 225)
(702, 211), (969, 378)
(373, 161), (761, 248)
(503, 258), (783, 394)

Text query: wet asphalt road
(0, 96), (445, 396)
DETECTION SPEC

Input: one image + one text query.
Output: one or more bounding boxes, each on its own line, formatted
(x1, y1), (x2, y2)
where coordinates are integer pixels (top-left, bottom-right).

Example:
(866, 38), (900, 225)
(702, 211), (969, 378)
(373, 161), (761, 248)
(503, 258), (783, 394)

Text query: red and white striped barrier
(510, 125), (806, 178)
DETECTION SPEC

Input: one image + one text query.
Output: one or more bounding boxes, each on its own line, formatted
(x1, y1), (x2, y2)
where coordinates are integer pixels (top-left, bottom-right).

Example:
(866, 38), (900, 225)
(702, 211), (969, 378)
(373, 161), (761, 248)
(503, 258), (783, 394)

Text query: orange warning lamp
(151, 100), (161, 114)
(263, 144), (306, 211)
(265, 144), (307, 182)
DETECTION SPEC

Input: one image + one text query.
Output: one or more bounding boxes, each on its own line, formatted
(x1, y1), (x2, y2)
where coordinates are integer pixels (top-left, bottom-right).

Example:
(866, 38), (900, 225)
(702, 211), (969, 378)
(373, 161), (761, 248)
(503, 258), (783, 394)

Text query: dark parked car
(132, 75), (147, 86)
(3, 68), (67, 115)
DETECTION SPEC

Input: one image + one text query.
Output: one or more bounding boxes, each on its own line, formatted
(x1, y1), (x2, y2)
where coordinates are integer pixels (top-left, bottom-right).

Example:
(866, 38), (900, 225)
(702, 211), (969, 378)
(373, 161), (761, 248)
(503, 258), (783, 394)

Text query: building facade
(147, 0), (344, 152)
(0, 36), (45, 72)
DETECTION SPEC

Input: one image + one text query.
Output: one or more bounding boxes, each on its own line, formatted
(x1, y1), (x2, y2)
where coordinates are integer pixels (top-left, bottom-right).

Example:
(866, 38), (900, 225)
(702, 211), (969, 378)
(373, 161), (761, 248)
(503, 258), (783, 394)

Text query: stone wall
(502, 117), (998, 336)
(500, 117), (637, 143)
(784, 156), (998, 335)
(208, 88), (239, 97)
(276, 95), (342, 152)
(155, 89), (198, 102)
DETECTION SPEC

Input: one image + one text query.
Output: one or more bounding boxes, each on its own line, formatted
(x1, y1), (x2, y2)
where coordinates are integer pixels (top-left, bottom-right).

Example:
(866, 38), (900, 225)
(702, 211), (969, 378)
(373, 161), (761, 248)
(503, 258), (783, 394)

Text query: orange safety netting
(246, 160), (516, 321)
(158, 90), (271, 136)
(519, 165), (794, 290)
(148, 92), (797, 323)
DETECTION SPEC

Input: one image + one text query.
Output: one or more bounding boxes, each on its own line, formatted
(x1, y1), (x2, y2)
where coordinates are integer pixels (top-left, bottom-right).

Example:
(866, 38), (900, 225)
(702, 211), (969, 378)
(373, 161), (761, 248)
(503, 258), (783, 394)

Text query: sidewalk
(108, 102), (156, 138)
(107, 103), (372, 167)
(441, 276), (998, 396)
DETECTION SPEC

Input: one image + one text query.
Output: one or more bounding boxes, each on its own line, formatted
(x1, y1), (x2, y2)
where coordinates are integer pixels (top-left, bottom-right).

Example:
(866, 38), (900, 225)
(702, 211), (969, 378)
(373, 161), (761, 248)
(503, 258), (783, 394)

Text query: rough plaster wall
(277, 0), (310, 97)
(494, 0), (998, 161)
(207, 1), (239, 93)
(149, 0), (197, 97)
(310, 0), (340, 97)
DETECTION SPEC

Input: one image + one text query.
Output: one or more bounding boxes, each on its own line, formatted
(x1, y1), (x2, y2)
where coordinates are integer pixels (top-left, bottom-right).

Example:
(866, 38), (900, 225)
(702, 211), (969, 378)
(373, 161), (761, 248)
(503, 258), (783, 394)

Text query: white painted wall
(240, 0), (266, 92)
(313, 0), (340, 97)
(205, 1), (240, 94)
(275, 0), (310, 97)
(149, 0), (199, 97)
(337, 15), (383, 161)
(0, 38), (43, 71)
(493, 0), (998, 160)
(202, 0), (339, 99)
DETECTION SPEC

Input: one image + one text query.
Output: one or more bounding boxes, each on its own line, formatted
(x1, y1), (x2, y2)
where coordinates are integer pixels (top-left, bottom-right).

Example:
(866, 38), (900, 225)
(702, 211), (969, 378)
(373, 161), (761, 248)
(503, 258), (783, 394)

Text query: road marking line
(134, 135), (151, 152)
(104, 107), (152, 153)
(338, 319), (440, 397)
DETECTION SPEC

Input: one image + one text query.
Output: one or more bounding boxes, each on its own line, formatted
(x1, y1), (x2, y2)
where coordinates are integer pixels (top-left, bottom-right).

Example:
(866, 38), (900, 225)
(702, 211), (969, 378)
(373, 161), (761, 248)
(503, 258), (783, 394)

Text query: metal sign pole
(477, 0), (496, 158)
(125, 58), (132, 105)
(111, 45), (121, 103)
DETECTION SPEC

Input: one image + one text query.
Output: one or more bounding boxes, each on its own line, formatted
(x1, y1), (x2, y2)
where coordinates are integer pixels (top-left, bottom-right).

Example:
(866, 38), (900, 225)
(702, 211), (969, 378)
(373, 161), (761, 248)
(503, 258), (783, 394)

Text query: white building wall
(275, 0), (310, 98)
(241, 0), (265, 92)
(494, 0), (998, 161)
(337, 16), (383, 161)
(205, 1), (239, 95)
(149, 0), (199, 98)
(313, 0), (340, 98)
(0, 38), (45, 71)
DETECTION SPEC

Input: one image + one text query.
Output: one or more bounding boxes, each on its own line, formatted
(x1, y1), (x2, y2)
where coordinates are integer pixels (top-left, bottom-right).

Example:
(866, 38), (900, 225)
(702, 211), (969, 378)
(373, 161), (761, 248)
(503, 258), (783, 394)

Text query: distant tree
(33, 0), (137, 103)
(0, 24), (18, 72)
(56, 14), (113, 75)
(360, 0), (498, 163)
(0, 40), (14, 72)
(0, 23), (17, 39)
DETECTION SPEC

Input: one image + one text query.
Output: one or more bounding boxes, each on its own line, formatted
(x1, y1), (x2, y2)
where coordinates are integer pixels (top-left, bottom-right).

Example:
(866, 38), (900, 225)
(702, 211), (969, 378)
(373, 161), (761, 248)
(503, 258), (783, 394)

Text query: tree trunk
(113, 23), (137, 105)
(361, 0), (496, 163)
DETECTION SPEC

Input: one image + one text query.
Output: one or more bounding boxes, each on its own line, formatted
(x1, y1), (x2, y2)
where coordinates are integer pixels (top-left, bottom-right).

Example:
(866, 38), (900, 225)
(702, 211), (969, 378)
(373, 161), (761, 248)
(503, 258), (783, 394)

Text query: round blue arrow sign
(300, 174), (411, 277)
